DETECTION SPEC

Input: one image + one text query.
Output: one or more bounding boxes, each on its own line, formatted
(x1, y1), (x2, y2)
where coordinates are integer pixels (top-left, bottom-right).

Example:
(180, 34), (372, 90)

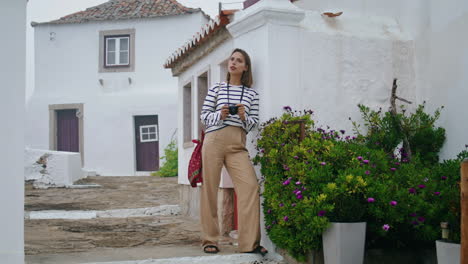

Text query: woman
(199, 48), (267, 256)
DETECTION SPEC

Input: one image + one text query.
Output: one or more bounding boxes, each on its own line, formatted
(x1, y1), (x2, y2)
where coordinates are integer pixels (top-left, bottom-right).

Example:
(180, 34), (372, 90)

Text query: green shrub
(255, 106), (463, 261)
(153, 139), (178, 177)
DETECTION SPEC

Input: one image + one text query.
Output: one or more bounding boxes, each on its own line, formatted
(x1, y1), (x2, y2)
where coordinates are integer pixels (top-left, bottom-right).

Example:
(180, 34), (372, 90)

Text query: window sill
(183, 141), (194, 149)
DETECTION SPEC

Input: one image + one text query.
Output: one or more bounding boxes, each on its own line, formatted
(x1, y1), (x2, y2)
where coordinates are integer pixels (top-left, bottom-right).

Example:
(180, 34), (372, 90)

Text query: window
(183, 82), (192, 146)
(140, 125), (158, 142)
(99, 29), (135, 73)
(105, 36), (130, 67)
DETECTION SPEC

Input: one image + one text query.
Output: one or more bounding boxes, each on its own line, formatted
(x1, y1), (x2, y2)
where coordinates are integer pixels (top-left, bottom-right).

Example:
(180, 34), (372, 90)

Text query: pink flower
(283, 216), (289, 221)
(296, 194), (303, 199)
(291, 203), (296, 207)
(363, 160), (370, 164)
(320, 162), (326, 166)
(418, 184), (426, 189)
(434, 191), (441, 196)
(382, 224), (390, 231)
(296, 181), (301, 185)
(408, 188), (416, 194)
(367, 197), (375, 203)
(390, 201), (398, 206)
(357, 156), (363, 161)
(294, 156), (299, 159)
(390, 168), (396, 171)
(365, 170), (370, 175)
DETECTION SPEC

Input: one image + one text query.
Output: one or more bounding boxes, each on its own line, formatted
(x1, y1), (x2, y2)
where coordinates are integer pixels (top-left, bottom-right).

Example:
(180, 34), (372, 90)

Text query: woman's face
(228, 51), (248, 76)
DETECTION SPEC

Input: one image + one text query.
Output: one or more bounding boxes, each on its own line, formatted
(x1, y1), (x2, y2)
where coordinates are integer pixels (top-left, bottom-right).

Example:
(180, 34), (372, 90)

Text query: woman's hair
(226, 48), (253, 87)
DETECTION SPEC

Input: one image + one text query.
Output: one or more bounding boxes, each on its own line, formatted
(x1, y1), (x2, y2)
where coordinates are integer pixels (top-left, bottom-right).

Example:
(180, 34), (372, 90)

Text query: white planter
(322, 222), (366, 264)
(436, 240), (460, 264)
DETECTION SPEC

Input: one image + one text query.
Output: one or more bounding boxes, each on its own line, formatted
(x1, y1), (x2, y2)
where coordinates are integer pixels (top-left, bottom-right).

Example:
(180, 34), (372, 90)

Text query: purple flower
(363, 160), (370, 164)
(305, 161), (309, 164)
(279, 203), (284, 207)
(352, 136), (357, 140)
(295, 191), (302, 195)
(382, 224), (390, 231)
(283, 216), (289, 222)
(293, 156), (299, 159)
(291, 203), (296, 207)
(296, 194), (303, 199)
(441, 176), (447, 180)
(320, 162), (326, 166)
(409, 212), (417, 217)
(272, 220), (277, 225)
(318, 210), (326, 217)
(394, 162), (400, 166)
(282, 179), (290, 186)
(283, 164), (290, 171)
(390, 168), (396, 171)
(281, 143), (285, 146)
(302, 186), (307, 190)
(260, 149), (265, 153)
(434, 191), (441, 196)
(418, 216), (425, 222)
(418, 184), (426, 189)
(390, 201), (398, 206)
(295, 181), (301, 185)
(402, 158), (409, 163)
(267, 209), (272, 214)
(365, 170), (370, 175)
(283, 106), (292, 111)
(266, 225), (271, 229)
(357, 156), (363, 161)
(367, 197), (375, 203)
(340, 130), (345, 134)
(411, 221), (419, 225)
(408, 188), (416, 194)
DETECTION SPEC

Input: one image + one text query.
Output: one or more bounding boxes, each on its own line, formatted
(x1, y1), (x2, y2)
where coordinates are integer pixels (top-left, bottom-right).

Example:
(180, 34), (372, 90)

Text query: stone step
(82, 254), (283, 264)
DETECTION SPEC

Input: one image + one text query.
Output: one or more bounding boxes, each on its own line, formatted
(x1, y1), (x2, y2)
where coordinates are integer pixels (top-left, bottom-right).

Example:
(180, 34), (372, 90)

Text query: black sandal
(245, 245), (268, 257)
(203, 245), (219, 254)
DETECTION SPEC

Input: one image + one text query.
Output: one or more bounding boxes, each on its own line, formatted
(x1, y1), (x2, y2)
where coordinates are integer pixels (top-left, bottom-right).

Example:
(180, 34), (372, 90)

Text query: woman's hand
(220, 105), (229, 120)
(236, 104), (246, 121)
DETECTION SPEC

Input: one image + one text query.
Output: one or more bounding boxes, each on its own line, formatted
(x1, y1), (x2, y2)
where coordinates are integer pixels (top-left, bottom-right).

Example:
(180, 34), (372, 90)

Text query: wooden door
(134, 115), (159, 171)
(56, 109), (79, 152)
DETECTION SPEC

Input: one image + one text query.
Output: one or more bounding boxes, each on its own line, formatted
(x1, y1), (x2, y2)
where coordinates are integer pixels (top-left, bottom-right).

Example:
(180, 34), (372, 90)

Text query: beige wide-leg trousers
(200, 126), (261, 252)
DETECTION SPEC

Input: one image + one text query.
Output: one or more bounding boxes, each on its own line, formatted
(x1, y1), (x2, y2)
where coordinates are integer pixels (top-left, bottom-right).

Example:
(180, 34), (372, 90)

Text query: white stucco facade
(0, 0), (26, 263)
(176, 0), (468, 185)
(27, 12), (209, 176)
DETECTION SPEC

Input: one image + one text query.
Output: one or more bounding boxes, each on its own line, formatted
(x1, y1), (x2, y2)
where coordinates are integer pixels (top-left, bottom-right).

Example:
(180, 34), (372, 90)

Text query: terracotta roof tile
(34, 0), (205, 26)
(164, 10), (235, 69)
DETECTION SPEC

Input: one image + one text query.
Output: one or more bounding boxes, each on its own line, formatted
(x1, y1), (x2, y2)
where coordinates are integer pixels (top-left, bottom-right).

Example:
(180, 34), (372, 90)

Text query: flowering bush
(254, 106), (464, 261)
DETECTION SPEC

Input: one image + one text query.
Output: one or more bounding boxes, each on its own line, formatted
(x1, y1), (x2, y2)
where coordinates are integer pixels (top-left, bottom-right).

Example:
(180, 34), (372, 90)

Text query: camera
(228, 105), (238, 115)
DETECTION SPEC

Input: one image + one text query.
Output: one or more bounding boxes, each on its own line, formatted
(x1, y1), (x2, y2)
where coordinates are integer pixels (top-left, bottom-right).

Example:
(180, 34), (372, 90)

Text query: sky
(25, 0), (242, 101)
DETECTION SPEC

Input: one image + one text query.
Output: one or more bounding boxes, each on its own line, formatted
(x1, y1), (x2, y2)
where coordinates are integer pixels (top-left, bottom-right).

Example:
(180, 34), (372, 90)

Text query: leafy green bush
(153, 139), (178, 177)
(255, 106), (464, 261)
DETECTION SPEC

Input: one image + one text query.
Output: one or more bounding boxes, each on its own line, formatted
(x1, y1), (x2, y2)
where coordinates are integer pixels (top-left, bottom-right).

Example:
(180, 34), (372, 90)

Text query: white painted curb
(25, 205), (181, 220)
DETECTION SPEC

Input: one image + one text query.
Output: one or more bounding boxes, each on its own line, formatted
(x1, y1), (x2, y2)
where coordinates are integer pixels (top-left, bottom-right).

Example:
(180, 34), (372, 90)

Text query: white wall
(420, 0), (468, 160)
(27, 13), (209, 176)
(0, 0), (26, 263)
(294, 0), (468, 160)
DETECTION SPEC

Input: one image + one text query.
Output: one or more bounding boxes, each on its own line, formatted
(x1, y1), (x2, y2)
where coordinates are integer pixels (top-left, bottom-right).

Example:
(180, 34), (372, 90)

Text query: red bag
(188, 131), (205, 187)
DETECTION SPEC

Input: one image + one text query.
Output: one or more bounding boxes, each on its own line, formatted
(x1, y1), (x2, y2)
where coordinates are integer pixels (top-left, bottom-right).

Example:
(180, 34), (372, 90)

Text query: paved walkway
(24, 176), (284, 264)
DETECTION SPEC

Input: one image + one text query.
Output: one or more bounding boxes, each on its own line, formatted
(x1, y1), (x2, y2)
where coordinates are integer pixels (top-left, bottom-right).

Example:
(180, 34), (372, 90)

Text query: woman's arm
(200, 85), (223, 127)
(242, 91), (259, 132)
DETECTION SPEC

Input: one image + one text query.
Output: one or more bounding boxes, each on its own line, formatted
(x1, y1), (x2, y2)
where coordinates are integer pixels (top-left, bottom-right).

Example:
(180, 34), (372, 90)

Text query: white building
(27, 0), (210, 176)
(1, 0), (26, 262)
(165, 0), (468, 250)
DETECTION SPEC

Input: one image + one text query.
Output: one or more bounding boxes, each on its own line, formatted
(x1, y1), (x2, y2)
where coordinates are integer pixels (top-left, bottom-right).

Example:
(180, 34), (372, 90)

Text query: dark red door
(56, 109), (79, 152)
(134, 115), (159, 171)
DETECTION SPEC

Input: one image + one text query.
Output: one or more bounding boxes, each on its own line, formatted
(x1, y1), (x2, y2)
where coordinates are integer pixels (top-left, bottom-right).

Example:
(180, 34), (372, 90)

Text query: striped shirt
(200, 82), (259, 134)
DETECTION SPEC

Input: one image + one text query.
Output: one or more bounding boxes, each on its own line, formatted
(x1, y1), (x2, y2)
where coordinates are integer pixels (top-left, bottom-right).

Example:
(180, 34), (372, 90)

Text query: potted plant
(321, 172), (368, 264)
